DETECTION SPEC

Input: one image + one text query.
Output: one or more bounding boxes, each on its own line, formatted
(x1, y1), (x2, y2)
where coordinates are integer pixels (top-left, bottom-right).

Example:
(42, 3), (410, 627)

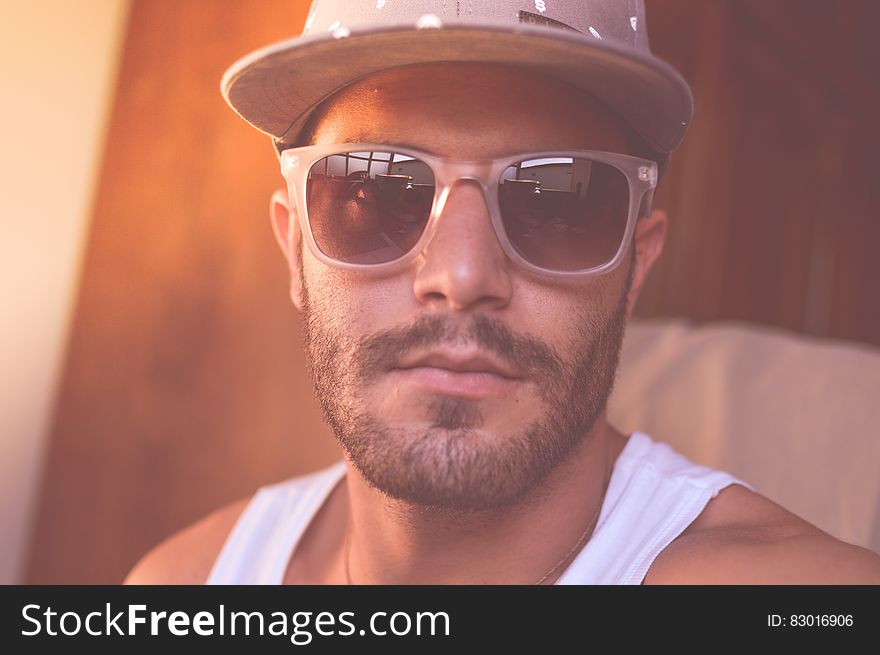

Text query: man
(126, 0), (880, 584)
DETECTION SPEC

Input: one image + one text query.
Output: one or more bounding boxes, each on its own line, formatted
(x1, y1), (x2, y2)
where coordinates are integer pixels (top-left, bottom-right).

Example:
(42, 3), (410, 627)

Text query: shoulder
(644, 483), (880, 584)
(123, 495), (252, 585)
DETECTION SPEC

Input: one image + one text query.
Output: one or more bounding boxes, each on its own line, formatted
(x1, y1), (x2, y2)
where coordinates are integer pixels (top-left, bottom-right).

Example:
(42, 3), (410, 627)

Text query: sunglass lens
(498, 157), (630, 271)
(306, 151), (435, 265)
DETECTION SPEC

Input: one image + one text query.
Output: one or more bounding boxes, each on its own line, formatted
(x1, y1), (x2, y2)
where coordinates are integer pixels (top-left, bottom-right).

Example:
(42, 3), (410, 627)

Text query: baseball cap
(221, 0), (693, 172)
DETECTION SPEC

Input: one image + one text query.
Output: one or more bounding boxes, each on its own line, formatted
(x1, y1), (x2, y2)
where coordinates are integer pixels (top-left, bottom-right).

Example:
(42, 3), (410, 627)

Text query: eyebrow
(329, 137), (536, 160)
(335, 137), (437, 154)
(324, 137), (632, 160)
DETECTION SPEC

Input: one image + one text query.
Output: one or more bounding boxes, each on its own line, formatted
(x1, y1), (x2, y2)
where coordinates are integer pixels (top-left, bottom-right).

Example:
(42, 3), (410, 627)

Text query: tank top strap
(554, 431), (756, 584)
(206, 460), (347, 584)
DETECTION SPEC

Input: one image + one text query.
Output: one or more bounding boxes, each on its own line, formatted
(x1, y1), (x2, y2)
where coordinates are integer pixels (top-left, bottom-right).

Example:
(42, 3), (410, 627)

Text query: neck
(342, 417), (627, 584)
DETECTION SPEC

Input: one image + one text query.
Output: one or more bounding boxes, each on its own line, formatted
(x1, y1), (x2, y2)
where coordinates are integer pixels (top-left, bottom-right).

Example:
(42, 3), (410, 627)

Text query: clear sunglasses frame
(279, 143), (658, 279)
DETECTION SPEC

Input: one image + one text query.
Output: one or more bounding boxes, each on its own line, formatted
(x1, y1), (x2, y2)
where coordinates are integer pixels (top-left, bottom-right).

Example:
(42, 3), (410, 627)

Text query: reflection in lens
(306, 151), (435, 265)
(499, 157), (630, 271)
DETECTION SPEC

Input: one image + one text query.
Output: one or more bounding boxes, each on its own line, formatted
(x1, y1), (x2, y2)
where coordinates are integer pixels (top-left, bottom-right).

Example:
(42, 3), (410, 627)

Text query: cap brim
(222, 21), (692, 154)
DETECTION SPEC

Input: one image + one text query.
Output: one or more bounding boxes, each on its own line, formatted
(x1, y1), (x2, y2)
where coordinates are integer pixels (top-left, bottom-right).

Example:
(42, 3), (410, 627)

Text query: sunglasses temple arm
(638, 185), (656, 219)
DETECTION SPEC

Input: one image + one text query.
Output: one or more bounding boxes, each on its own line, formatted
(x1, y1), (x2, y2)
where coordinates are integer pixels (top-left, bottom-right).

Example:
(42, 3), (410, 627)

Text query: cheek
(304, 258), (415, 336)
(512, 275), (622, 342)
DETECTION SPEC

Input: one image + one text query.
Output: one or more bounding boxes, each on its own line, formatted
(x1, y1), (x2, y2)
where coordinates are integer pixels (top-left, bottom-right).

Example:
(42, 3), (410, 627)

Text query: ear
(625, 208), (667, 318)
(270, 188), (304, 311)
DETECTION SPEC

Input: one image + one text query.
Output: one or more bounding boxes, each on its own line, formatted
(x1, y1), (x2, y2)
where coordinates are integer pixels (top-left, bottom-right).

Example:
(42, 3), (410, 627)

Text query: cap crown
(302, 0), (651, 52)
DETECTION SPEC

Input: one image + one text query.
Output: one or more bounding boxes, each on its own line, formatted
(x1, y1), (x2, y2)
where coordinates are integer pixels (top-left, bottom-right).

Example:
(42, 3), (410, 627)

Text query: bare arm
(123, 497), (251, 585)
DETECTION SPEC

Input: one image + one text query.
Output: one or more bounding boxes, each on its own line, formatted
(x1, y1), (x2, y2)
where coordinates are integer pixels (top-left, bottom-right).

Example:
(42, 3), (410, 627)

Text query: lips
(395, 351), (520, 379)
(391, 350), (522, 399)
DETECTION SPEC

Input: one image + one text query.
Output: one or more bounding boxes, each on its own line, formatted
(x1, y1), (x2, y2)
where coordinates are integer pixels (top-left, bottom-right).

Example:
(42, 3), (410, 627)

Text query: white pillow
(609, 318), (880, 553)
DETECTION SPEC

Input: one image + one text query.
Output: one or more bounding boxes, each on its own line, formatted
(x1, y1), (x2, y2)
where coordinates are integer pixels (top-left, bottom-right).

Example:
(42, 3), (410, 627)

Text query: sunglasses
(280, 143), (657, 278)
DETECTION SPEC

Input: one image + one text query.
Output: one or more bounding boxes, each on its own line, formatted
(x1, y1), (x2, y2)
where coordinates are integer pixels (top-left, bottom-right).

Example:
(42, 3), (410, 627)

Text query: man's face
(277, 63), (649, 512)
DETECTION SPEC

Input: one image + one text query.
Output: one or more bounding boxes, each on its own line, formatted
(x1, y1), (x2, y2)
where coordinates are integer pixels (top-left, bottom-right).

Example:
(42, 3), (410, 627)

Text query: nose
(412, 179), (513, 311)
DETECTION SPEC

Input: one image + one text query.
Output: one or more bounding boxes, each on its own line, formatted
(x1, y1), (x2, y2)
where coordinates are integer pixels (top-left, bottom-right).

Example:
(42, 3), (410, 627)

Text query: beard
(298, 240), (632, 513)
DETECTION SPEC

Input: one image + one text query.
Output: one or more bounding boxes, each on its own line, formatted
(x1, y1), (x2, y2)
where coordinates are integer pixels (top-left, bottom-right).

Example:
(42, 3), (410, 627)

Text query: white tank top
(206, 431), (755, 584)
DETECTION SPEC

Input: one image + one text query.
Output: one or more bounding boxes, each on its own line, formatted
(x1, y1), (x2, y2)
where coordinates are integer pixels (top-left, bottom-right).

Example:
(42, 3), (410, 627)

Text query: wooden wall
(25, 0), (335, 584)
(641, 0), (880, 343)
(26, 0), (880, 583)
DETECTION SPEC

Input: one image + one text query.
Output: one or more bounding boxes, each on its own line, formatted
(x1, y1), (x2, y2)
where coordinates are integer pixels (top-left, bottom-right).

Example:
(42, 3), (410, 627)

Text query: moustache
(355, 313), (565, 385)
